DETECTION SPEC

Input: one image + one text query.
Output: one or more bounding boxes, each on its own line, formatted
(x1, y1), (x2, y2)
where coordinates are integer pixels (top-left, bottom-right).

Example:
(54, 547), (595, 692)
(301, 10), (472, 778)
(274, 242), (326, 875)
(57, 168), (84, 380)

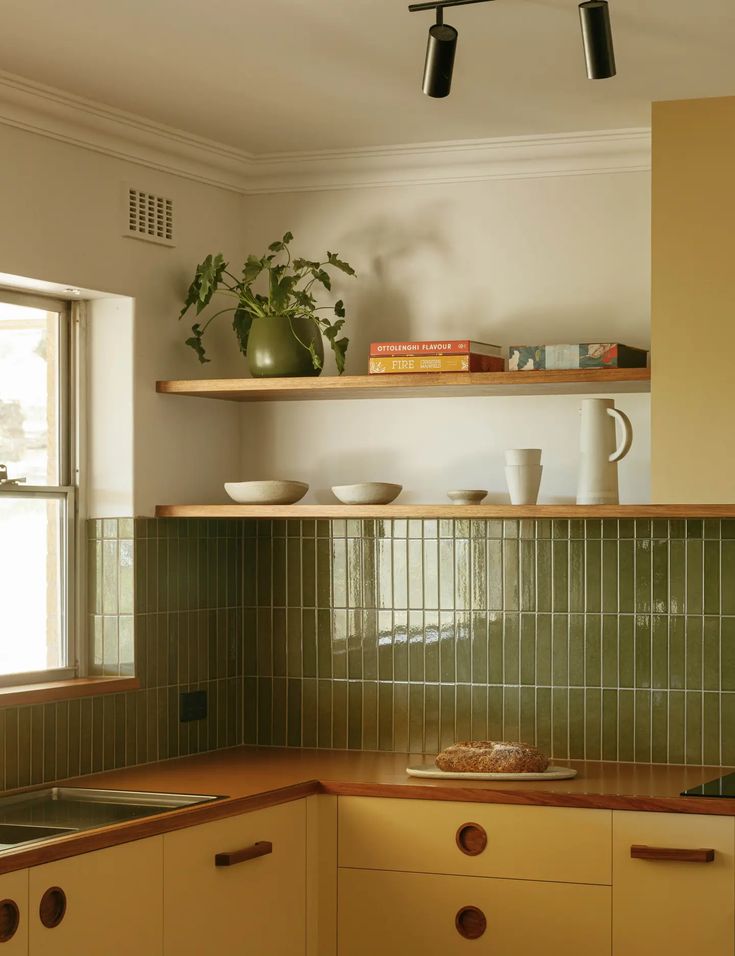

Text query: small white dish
(224, 480), (308, 505)
(406, 765), (577, 781)
(331, 482), (402, 505)
(447, 489), (488, 505)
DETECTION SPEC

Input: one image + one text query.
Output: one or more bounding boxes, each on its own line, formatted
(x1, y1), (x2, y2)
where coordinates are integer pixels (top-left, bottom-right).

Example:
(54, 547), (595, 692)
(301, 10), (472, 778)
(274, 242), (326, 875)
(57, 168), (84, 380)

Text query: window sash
(0, 290), (79, 686)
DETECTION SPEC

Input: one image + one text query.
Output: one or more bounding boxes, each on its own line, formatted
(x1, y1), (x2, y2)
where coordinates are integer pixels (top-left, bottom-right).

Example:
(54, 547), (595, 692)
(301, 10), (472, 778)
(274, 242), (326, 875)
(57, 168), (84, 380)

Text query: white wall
(0, 122), (246, 515)
(239, 172), (652, 504)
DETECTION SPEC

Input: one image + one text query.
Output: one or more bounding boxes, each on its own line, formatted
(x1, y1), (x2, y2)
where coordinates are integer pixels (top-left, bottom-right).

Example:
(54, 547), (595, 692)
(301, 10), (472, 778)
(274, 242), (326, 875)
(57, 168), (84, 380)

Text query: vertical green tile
(536, 539), (552, 613)
(585, 539), (601, 613)
(569, 614), (585, 687)
(703, 693), (721, 766)
(520, 614), (536, 686)
(634, 615), (651, 689)
(503, 685), (520, 743)
(685, 617), (703, 690)
(470, 685), (488, 741)
(536, 687), (552, 755)
(618, 539), (635, 613)
(721, 617), (735, 691)
(634, 690), (651, 762)
(668, 690), (685, 764)
(651, 690), (668, 764)
(686, 539), (703, 615)
(552, 687), (568, 758)
(585, 615), (601, 687)
(585, 688), (601, 760)
(439, 684), (456, 750)
(617, 689), (634, 762)
(723, 541), (735, 615)
(635, 539), (652, 614)
(569, 540), (585, 613)
(503, 614), (520, 685)
(601, 615), (618, 688)
(601, 540), (618, 613)
(536, 614), (552, 686)
(618, 616), (634, 688)
(651, 615), (668, 690)
(686, 691), (703, 764)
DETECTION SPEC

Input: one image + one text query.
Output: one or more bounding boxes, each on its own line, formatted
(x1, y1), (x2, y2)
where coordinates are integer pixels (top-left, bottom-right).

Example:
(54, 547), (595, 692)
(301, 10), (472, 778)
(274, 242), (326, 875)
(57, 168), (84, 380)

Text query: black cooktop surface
(682, 771), (735, 797)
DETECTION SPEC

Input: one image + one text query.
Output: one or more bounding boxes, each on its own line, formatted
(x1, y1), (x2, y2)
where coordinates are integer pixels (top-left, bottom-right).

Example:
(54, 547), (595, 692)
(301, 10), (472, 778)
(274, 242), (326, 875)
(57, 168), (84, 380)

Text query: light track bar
(408, 0), (494, 12)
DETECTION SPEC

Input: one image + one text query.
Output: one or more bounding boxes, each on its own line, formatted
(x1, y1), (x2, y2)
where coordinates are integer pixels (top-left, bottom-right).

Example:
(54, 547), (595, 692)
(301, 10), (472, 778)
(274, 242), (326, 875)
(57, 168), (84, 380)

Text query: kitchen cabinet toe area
(338, 868), (612, 956)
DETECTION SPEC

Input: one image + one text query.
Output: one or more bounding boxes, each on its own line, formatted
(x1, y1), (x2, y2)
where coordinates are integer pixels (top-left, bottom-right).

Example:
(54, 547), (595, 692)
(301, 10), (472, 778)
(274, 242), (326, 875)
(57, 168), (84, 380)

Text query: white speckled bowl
(447, 489), (488, 505)
(224, 480), (308, 505)
(331, 483), (402, 505)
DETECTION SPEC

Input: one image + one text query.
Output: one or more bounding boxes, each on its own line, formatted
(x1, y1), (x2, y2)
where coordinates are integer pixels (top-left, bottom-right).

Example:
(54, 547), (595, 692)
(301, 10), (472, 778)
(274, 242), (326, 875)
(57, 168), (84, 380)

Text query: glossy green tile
(503, 614), (520, 685)
(584, 615), (601, 687)
(569, 687), (585, 759)
(552, 615), (568, 687)
(634, 690), (651, 762)
(617, 689), (634, 762)
(635, 615), (651, 689)
(668, 690), (685, 764)
(685, 617), (703, 690)
(569, 614), (585, 687)
(552, 687), (568, 758)
(585, 688), (601, 760)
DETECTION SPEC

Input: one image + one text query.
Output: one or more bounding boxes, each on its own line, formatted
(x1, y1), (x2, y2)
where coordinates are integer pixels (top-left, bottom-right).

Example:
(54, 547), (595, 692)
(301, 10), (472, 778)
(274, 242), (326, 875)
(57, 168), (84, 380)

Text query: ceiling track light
(408, 0), (494, 98)
(408, 0), (617, 98)
(579, 1), (616, 79)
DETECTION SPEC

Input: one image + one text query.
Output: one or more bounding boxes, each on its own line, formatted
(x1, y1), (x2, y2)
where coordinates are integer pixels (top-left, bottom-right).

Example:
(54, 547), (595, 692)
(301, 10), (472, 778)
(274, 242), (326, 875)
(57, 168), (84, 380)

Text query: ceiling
(1, 0), (735, 154)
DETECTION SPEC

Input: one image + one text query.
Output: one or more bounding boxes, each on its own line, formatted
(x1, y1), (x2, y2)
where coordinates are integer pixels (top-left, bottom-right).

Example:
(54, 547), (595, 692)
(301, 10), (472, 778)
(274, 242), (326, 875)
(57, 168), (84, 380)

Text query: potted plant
(178, 232), (355, 377)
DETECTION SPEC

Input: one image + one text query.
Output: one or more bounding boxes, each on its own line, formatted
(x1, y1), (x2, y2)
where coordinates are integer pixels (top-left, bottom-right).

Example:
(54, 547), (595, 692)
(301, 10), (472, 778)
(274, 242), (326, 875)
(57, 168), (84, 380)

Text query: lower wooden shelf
(154, 504), (735, 519)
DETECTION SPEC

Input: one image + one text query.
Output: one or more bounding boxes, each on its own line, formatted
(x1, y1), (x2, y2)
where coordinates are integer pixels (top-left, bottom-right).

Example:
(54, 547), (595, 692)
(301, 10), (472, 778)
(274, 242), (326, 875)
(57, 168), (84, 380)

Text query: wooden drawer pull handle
(39, 887), (66, 929)
(631, 844), (715, 863)
(455, 906), (487, 940)
(215, 840), (273, 867)
(456, 823), (488, 857)
(0, 899), (20, 943)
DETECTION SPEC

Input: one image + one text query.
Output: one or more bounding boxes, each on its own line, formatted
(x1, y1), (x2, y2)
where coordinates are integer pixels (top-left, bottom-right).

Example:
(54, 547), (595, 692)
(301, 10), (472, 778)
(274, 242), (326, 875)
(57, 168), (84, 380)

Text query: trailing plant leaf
(232, 306), (253, 357)
(334, 299), (346, 318)
(185, 323), (210, 364)
(243, 255), (265, 282)
(179, 253), (227, 319)
(327, 252), (356, 276)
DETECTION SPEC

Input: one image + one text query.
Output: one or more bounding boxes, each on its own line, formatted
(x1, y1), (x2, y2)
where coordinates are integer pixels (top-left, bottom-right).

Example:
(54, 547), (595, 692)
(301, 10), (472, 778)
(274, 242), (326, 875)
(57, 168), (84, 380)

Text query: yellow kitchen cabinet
(27, 836), (163, 956)
(0, 868), (29, 953)
(162, 798), (307, 956)
(613, 810), (735, 956)
(338, 867), (611, 956)
(338, 796), (612, 885)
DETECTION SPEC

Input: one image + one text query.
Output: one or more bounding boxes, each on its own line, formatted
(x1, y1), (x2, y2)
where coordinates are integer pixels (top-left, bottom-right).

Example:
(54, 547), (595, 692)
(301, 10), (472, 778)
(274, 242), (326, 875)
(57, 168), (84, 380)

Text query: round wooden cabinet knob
(0, 899), (20, 943)
(456, 823), (488, 856)
(455, 905), (487, 940)
(39, 887), (66, 929)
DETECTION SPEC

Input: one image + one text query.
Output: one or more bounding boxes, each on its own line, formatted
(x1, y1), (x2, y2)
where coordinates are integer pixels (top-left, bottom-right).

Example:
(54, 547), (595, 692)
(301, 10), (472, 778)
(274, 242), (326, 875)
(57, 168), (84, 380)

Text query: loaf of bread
(435, 740), (549, 774)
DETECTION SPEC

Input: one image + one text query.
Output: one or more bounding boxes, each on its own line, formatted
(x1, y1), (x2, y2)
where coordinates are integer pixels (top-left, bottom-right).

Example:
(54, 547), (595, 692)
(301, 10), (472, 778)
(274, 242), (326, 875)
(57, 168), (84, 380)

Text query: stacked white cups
(505, 449), (543, 505)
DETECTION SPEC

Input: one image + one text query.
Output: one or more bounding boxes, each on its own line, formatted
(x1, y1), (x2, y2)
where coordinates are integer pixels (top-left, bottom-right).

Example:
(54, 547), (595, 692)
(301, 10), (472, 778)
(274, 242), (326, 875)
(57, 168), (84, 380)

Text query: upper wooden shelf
(155, 503), (735, 520)
(156, 368), (651, 403)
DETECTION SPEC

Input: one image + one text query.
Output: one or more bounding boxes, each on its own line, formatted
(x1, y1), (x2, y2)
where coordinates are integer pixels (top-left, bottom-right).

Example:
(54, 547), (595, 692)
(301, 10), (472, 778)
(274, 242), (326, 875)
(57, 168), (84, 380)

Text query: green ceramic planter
(247, 315), (324, 378)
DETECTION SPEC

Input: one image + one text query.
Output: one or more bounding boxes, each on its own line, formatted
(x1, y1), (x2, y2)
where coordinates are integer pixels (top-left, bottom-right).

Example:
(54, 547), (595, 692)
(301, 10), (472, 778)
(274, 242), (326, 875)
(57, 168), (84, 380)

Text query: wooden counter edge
(2, 774), (734, 876)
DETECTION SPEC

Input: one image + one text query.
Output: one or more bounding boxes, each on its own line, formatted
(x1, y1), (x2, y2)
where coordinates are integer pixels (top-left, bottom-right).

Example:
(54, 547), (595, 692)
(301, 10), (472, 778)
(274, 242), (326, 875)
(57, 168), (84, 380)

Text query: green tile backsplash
(2, 514), (734, 793)
(245, 517), (735, 766)
(0, 518), (245, 791)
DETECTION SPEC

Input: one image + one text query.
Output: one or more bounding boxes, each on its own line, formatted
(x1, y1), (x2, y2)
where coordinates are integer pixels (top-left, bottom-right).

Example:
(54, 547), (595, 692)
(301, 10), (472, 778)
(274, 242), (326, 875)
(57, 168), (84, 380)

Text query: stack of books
(508, 342), (648, 371)
(368, 339), (504, 375)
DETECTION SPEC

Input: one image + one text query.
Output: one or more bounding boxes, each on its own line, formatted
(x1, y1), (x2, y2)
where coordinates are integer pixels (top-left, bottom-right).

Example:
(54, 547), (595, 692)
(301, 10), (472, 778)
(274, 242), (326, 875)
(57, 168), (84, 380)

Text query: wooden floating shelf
(156, 368), (651, 403)
(155, 503), (735, 520)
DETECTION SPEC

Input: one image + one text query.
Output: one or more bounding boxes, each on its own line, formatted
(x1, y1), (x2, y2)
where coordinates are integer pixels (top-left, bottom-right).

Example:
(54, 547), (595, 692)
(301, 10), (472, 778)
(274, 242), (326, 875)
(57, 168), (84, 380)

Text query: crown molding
(0, 70), (650, 195)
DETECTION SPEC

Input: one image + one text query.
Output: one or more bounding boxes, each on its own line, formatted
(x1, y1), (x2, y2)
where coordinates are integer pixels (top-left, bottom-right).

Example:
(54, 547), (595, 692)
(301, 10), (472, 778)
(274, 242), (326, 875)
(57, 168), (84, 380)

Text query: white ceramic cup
(505, 448), (542, 466)
(505, 464), (543, 505)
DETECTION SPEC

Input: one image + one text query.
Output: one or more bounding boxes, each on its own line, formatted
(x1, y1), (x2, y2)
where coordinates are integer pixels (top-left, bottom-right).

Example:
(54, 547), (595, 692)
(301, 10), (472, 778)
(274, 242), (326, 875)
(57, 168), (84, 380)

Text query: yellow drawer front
(613, 811), (735, 956)
(338, 797), (612, 885)
(338, 867), (611, 956)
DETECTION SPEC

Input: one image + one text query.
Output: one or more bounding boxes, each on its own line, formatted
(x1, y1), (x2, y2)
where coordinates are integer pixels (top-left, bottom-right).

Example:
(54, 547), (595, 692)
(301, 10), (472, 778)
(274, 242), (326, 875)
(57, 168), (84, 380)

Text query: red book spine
(370, 340), (472, 356)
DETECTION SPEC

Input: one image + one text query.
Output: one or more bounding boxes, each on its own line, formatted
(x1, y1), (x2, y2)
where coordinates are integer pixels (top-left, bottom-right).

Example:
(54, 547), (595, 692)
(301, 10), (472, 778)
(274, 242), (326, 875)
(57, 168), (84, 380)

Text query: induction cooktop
(681, 771), (735, 797)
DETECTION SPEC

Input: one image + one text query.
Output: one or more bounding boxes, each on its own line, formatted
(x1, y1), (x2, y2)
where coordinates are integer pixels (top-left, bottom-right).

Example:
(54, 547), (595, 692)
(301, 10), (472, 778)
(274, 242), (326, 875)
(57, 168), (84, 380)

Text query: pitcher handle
(607, 408), (633, 462)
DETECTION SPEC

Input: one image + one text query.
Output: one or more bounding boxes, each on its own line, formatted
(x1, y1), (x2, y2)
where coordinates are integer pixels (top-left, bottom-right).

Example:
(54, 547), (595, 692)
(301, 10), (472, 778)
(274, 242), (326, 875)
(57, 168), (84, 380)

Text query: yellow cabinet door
(0, 868), (29, 954)
(28, 837), (163, 956)
(338, 868), (611, 956)
(613, 811), (735, 956)
(339, 796), (612, 885)
(163, 799), (306, 956)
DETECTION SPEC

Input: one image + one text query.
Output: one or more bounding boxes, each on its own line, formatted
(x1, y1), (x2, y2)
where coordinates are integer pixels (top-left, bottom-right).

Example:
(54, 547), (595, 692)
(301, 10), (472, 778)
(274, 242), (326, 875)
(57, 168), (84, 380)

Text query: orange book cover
(368, 354), (505, 374)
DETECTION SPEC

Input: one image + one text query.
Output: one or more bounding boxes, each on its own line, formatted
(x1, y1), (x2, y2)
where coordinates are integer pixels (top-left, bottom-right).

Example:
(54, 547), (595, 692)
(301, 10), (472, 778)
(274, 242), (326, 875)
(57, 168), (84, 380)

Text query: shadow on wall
(338, 204), (493, 373)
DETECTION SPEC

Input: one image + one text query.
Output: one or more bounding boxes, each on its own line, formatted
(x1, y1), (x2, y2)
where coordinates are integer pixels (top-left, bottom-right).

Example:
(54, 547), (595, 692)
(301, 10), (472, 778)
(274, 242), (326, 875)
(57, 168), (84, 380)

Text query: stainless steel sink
(0, 787), (221, 853)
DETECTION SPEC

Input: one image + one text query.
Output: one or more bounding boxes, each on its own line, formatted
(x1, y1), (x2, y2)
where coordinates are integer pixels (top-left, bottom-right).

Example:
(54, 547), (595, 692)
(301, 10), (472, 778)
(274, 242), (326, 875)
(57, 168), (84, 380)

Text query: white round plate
(331, 482), (402, 505)
(224, 480), (308, 505)
(405, 765), (577, 781)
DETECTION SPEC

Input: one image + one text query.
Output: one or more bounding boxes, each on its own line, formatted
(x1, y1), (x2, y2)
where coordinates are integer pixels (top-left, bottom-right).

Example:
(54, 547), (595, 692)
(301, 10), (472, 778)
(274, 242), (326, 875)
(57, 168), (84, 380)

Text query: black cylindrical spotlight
(422, 22), (458, 97)
(579, 1), (616, 79)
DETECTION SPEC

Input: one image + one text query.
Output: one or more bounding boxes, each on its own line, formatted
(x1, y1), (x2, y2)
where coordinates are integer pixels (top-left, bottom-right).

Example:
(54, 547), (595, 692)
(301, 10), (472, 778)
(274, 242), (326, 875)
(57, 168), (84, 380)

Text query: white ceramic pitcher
(576, 399), (633, 505)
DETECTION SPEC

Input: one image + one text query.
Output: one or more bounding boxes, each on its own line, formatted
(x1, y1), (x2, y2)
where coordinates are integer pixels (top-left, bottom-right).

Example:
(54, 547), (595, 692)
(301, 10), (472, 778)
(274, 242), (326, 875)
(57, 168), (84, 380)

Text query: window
(0, 289), (79, 686)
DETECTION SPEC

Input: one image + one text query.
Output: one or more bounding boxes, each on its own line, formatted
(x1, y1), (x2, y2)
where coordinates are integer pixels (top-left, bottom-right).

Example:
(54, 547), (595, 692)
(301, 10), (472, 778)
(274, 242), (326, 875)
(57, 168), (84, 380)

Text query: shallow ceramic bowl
(331, 482), (402, 505)
(447, 489), (488, 505)
(224, 480), (309, 505)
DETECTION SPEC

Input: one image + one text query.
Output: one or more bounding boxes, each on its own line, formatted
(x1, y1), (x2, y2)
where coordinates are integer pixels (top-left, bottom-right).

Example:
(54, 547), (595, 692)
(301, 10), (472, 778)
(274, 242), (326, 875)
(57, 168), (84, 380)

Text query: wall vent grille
(124, 187), (174, 246)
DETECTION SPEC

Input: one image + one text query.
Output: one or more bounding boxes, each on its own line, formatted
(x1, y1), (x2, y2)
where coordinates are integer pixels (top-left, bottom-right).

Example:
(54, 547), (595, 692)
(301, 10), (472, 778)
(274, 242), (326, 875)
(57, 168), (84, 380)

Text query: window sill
(0, 676), (140, 708)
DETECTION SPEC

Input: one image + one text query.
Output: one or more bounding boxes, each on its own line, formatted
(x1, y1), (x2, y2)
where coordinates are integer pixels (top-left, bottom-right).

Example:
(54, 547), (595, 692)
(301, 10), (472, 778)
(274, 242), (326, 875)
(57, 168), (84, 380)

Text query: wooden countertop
(1, 746), (734, 875)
